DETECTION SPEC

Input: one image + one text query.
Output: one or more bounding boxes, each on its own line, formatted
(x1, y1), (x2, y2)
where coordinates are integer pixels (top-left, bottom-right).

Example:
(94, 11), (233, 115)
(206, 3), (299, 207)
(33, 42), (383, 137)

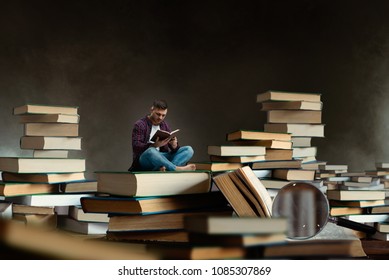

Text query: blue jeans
(139, 146), (194, 171)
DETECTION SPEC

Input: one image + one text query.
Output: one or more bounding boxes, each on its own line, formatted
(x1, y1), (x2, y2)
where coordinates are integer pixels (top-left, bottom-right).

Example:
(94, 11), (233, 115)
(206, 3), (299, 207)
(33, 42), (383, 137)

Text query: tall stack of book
(245, 91), (325, 197)
(258, 90), (325, 165)
(81, 170), (232, 243)
(0, 104), (95, 231)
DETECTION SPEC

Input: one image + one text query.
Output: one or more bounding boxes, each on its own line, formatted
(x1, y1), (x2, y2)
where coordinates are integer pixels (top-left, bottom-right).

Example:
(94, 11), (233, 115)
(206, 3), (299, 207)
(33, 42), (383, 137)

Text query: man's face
(149, 107), (167, 125)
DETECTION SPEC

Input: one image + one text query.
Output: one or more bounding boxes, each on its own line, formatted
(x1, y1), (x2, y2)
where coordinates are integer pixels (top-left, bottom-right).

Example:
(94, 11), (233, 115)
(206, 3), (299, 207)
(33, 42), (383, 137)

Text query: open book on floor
(212, 166), (272, 218)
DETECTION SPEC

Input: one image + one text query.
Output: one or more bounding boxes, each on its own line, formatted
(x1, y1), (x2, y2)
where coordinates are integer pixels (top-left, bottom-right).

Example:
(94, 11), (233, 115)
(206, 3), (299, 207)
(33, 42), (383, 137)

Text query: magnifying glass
(272, 182), (377, 239)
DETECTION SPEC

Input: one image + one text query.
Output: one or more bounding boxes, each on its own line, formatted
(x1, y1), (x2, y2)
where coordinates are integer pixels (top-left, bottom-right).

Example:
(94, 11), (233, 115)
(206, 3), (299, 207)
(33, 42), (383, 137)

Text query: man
(129, 99), (196, 171)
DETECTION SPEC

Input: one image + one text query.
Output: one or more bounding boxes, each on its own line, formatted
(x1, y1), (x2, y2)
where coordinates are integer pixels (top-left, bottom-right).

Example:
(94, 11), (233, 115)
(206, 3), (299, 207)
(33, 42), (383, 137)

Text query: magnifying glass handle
(329, 216), (377, 235)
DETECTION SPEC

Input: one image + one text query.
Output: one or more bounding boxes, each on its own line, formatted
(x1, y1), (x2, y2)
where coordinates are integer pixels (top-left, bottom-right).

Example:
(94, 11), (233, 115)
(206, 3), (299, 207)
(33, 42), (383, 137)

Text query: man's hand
(152, 137), (170, 148)
(169, 136), (178, 149)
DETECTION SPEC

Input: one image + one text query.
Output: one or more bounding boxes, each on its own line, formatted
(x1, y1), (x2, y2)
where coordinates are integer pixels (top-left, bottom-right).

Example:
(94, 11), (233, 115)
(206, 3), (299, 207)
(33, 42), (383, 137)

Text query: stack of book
(81, 170), (232, 243)
(258, 90), (325, 164)
(0, 104), (96, 231)
(149, 215), (287, 260)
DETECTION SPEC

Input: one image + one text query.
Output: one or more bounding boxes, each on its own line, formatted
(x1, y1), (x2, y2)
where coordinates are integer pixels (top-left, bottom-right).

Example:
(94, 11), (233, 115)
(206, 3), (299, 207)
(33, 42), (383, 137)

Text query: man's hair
(152, 99), (168, 110)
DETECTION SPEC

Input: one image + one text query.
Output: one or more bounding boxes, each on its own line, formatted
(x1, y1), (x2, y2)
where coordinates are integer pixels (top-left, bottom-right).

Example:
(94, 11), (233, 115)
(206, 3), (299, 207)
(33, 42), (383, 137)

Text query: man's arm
(132, 121), (151, 156)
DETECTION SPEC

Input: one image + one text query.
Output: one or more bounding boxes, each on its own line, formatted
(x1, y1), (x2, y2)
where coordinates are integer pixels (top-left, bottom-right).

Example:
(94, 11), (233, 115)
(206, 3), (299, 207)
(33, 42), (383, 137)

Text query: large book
(326, 190), (386, 201)
(264, 123), (325, 137)
(13, 104), (79, 115)
(5, 193), (93, 207)
(0, 182), (59, 196)
(183, 215), (287, 235)
(150, 129), (179, 142)
(81, 192), (229, 215)
(226, 130), (291, 141)
(24, 123), (79, 137)
(260, 101), (323, 111)
(267, 110), (322, 124)
(207, 145), (266, 156)
(256, 90), (321, 103)
(107, 209), (232, 232)
(192, 161), (243, 172)
(20, 136), (82, 150)
(0, 157), (86, 173)
(1, 172), (85, 184)
(96, 171), (211, 197)
(18, 114), (80, 124)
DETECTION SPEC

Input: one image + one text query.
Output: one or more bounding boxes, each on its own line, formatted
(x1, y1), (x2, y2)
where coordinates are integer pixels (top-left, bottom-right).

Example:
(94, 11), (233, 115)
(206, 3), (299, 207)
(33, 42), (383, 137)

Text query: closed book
(0, 182), (59, 196)
(188, 232), (286, 247)
(327, 190), (386, 201)
(273, 169), (315, 181)
(108, 209), (232, 232)
(261, 101), (323, 111)
(256, 91), (321, 103)
(57, 216), (108, 235)
(60, 180), (97, 193)
(193, 161), (243, 172)
(24, 123), (79, 137)
(227, 130), (291, 141)
(207, 145), (266, 156)
(230, 139), (292, 150)
(81, 192), (228, 215)
(184, 215), (287, 235)
(5, 193), (94, 207)
(69, 206), (109, 223)
(106, 230), (189, 243)
(13, 104), (78, 115)
(0, 157), (86, 173)
(2, 172), (85, 184)
(267, 110), (322, 124)
(18, 113), (80, 124)
(96, 171), (211, 197)
(33, 150), (69, 158)
(20, 136), (82, 150)
(210, 155), (266, 164)
(264, 123), (325, 137)
(251, 160), (302, 170)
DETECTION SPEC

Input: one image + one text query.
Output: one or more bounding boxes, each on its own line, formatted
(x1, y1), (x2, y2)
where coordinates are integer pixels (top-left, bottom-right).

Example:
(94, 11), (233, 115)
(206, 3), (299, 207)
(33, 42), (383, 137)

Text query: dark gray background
(1, 0), (388, 179)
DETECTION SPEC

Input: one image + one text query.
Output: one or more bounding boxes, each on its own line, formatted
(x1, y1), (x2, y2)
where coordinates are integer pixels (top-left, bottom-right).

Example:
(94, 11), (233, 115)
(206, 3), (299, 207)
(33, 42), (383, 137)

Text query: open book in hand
(150, 129), (180, 142)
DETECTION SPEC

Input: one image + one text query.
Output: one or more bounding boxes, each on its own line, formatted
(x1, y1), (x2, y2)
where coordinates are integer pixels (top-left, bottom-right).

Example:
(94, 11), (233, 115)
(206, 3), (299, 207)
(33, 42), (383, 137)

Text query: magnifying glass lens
(272, 182), (329, 239)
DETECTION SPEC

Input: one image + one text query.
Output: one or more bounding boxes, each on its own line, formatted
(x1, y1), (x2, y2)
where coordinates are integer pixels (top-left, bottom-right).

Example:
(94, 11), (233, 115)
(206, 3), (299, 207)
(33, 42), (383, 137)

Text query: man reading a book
(129, 99), (196, 171)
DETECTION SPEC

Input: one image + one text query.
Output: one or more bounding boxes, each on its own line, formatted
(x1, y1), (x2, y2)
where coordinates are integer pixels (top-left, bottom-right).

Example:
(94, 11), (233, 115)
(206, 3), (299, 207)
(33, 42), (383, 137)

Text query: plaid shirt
(129, 116), (178, 171)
